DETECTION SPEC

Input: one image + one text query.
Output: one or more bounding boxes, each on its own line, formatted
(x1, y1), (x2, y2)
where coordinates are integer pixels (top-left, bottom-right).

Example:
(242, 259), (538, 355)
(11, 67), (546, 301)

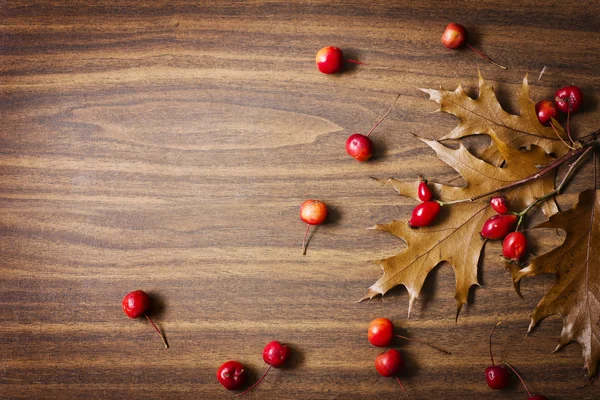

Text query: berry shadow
(304, 205), (341, 254)
(342, 48), (363, 74)
(369, 137), (388, 162)
(146, 291), (167, 319)
(581, 86), (599, 117)
(283, 343), (305, 370)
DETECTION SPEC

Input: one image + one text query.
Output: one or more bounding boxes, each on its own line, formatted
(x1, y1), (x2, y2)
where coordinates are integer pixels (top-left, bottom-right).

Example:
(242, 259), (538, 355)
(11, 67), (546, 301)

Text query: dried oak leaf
(421, 72), (570, 160)
(364, 133), (558, 318)
(513, 189), (600, 378)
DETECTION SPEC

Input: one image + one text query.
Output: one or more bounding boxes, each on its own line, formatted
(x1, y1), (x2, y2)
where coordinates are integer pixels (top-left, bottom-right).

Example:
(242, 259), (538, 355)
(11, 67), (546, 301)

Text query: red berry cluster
(217, 341), (291, 395)
(409, 178), (441, 228)
(481, 197), (527, 262)
(535, 85), (584, 147)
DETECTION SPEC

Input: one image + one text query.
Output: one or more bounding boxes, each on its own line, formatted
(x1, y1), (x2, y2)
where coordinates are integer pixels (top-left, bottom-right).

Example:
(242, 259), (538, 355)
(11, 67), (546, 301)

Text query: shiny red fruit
(555, 85), (583, 113)
(481, 214), (517, 240)
(535, 100), (557, 126)
(418, 180), (433, 202)
(368, 318), (394, 347)
(122, 290), (151, 319)
(503, 231), (527, 261)
(490, 196), (509, 214)
(316, 46), (343, 74)
(375, 349), (404, 377)
(300, 200), (327, 225)
(486, 365), (510, 390)
(409, 201), (441, 228)
(263, 341), (291, 368)
(346, 133), (373, 161)
(441, 23), (467, 49)
(217, 360), (247, 390)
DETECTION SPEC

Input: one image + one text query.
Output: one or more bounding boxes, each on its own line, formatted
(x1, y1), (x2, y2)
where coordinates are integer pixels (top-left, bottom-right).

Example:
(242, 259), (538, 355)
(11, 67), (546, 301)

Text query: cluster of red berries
(486, 323), (548, 399)
(217, 341), (291, 395)
(409, 178), (441, 228)
(535, 86), (584, 127)
(368, 318), (450, 396)
(481, 196), (527, 262)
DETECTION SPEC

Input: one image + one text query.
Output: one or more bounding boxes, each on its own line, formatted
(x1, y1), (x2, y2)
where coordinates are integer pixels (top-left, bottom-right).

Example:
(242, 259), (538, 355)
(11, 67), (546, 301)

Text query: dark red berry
(375, 349), (404, 377)
(263, 340), (291, 368)
(122, 290), (168, 348)
(418, 180), (433, 202)
(535, 100), (557, 126)
(368, 318), (394, 347)
(555, 85), (583, 113)
(502, 232), (527, 261)
(409, 201), (441, 228)
(486, 365), (510, 390)
(346, 133), (373, 161)
(217, 361), (247, 390)
(316, 46), (343, 74)
(122, 290), (151, 318)
(441, 23), (467, 49)
(490, 196), (509, 214)
(481, 214), (517, 240)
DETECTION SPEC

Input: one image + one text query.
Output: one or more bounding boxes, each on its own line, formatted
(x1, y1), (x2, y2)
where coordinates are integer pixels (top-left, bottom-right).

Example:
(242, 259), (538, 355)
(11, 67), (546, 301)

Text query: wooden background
(2, 1), (600, 399)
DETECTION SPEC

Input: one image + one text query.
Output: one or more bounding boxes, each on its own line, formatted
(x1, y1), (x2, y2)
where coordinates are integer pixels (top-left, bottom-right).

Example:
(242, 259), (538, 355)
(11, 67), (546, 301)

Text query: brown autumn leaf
(364, 133), (558, 318)
(421, 72), (570, 160)
(512, 189), (600, 378)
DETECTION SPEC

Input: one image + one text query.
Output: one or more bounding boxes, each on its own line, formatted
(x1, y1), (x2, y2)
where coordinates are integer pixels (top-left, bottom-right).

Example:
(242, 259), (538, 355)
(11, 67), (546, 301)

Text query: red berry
(441, 23), (467, 49)
(502, 232), (527, 261)
(490, 196), (509, 214)
(480, 214), (517, 240)
(535, 100), (557, 126)
(300, 200), (328, 255)
(316, 46), (343, 74)
(555, 85), (583, 113)
(486, 365), (510, 390)
(217, 361), (247, 391)
(300, 200), (327, 225)
(122, 290), (168, 348)
(346, 133), (373, 161)
(122, 290), (151, 318)
(418, 180), (433, 202)
(368, 318), (394, 347)
(409, 201), (441, 228)
(375, 349), (404, 377)
(263, 340), (291, 368)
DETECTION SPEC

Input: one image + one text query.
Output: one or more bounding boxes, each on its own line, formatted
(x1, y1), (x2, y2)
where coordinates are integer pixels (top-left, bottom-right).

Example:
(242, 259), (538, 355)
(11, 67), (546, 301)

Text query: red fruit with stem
(490, 196), (509, 214)
(481, 214), (517, 240)
(418, 178), (433, 202)
(368, 317), (451, 354)
(502, 231), (527, 261)
(409, 201), (441, 228)
(236, 341), (290, 396)
(535, 100), (557, 126)
(485, 322), (510, 390)
(554, 85), (583, 113)
(217, 360), (247, 391)
(375, 349), (410, 397)
(345, 94), (400, 162)
(441, 23), (507, 70)
(503, 361), (549, 400)
(315, 46), (363, 74)
(299, 199), (327, 255)
(122, 290), (168, 348)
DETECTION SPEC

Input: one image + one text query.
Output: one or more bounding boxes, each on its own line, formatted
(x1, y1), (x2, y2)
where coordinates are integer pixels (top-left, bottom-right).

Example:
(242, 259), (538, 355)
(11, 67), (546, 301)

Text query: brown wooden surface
(2, 1), (600, 399)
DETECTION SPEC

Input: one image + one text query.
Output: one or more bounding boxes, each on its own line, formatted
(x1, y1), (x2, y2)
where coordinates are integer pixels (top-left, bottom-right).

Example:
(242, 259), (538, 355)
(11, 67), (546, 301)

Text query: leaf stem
(437, 139), (598, 207)
(515, 145), (593, 231)
(365, 94), (401, 137)
(465, 44), (507, 70)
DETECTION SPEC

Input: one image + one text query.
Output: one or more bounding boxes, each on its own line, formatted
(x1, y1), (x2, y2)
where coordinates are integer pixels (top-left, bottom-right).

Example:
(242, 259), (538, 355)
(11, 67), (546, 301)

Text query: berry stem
(465, 43), (507, 70)
(302, 223), (310, 255)
(567, 103), (574, 144)
(395, 335), (451, 355)
(515, 145), (593, 231)
(503, 361), (533, 397)
(549, 121), (575, 150)
(489, 322), (501, 366)
(236, 364), (272, 396)
(365, 94), (401, 137)
(395, 376), (411, 398)
(144, 314), (168, 349)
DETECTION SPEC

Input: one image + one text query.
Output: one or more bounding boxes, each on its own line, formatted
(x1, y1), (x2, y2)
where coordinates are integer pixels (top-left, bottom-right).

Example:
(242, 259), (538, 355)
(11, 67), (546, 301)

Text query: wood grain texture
(1, 1), (600, 399)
